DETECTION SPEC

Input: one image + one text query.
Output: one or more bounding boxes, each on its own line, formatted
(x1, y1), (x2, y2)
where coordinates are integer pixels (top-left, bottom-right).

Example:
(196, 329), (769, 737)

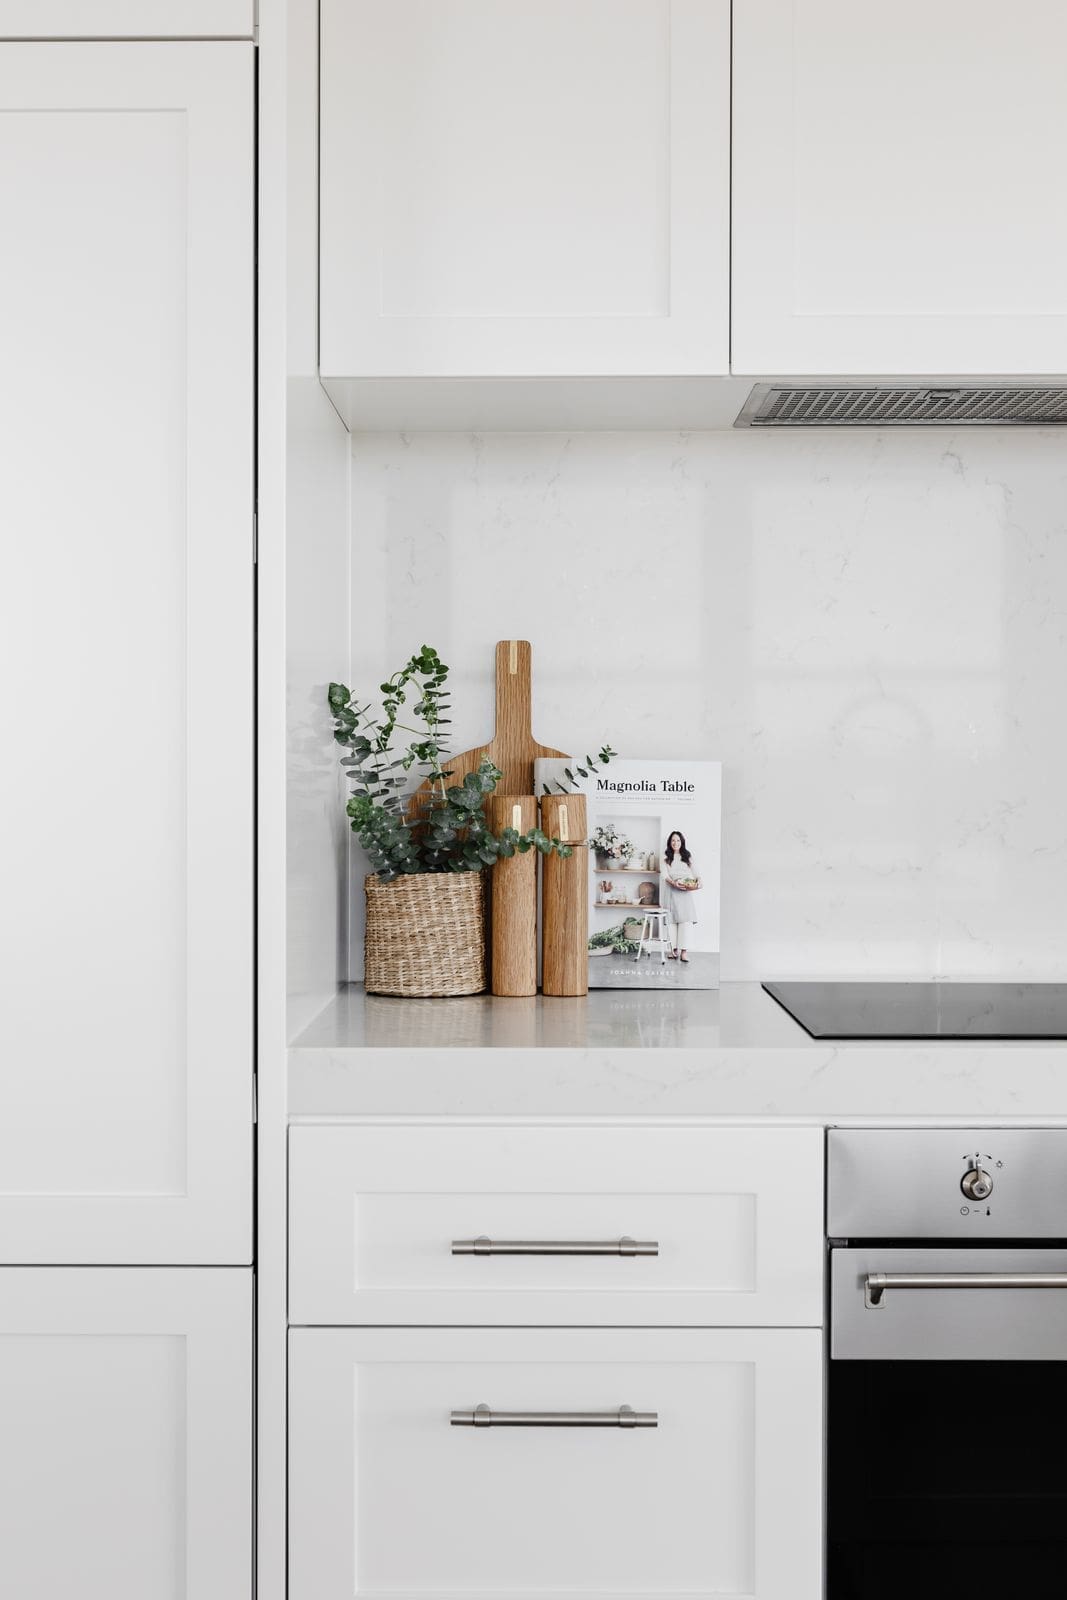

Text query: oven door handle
(865, 1271), (1067, 1308)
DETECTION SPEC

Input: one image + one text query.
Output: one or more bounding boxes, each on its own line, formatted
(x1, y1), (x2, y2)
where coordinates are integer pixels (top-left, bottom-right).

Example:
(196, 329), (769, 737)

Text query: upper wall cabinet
(320, 0), (730, 380)
(0, 43), (254, 1264)
(0, 2), (254, 35)
(733, 0), (1067, 375)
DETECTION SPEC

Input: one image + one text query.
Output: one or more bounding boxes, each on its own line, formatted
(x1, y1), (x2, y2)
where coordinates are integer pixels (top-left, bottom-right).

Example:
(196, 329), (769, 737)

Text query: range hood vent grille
(736, 384), (1067, 428)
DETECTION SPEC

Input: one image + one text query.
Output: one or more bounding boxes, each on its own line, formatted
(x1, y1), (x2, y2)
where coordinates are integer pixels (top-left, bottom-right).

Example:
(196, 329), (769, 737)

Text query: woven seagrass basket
(363, 872), (486, 997)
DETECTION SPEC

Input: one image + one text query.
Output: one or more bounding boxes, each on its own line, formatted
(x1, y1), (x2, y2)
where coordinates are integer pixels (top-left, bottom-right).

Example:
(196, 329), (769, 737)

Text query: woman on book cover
(662, 829), (701, 963)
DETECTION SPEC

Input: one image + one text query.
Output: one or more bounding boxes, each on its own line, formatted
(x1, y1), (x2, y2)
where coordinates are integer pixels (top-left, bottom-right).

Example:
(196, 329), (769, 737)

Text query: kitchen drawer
(289, 1326), (823, 1600)
(288, 1124), (823, 1326)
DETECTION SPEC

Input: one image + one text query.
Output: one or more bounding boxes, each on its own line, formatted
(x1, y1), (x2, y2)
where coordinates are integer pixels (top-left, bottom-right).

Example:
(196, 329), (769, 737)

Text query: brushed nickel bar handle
(865, 1271), (1067, 1308)
(451, 1236), (658, 1257)
(450, 1404), (657, 1428)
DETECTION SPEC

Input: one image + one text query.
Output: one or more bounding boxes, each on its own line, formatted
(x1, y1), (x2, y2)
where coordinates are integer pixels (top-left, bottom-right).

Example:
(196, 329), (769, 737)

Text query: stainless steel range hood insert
(735, 383), (1067, 428)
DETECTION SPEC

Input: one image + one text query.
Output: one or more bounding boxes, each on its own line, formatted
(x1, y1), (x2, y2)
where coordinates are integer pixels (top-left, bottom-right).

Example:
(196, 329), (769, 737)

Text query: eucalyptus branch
(540, 746), (618, 796)
(329, 648), (609, 882)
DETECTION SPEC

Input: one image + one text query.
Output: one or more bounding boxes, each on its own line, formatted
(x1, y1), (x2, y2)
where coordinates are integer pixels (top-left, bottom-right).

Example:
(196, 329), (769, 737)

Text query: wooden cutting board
(417, 639), (570, 798)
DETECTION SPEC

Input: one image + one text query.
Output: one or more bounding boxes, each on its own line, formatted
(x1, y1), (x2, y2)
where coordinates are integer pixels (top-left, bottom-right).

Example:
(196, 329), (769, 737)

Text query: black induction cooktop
(762, 981), (1067, 1040)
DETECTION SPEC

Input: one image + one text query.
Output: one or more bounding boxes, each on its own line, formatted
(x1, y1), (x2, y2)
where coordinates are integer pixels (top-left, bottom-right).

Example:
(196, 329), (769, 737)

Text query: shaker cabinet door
(289, 1327), (823, 1600)
(0, 1269), (252, 1600)
(0, 43), (254, 1263)
(320, 0), (730, 378)
(289, 1123), (825, 1327)
(732, 0), (1067, 375)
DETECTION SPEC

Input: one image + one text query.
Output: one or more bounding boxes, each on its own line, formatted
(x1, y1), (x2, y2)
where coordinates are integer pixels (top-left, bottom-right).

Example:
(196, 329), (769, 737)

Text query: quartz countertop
(288, 983), (1067, 1124)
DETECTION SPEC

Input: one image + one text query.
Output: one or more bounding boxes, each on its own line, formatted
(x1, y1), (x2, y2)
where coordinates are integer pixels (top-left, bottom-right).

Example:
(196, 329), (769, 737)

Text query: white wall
(286, 379), (350, 1031)
(347, 428), (1067, 981)
(282, 0), (351, 1037)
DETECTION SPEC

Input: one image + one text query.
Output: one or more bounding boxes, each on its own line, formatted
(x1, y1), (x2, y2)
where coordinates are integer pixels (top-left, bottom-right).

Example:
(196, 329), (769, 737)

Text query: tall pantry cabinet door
(320, 0), (730, 378)
(732, 0), (1067, 375)
(0, 44), (253, 1263)
(0, 1269), (252, 1600)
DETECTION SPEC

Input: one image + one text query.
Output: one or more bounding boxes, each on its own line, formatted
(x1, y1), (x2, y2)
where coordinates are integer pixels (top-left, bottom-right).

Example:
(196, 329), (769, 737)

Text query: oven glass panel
(829, 1360), (1067, 1596)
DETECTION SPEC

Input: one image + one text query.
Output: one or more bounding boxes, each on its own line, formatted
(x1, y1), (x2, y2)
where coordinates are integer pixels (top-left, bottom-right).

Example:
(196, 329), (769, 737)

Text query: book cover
(534, 758), (722, 990)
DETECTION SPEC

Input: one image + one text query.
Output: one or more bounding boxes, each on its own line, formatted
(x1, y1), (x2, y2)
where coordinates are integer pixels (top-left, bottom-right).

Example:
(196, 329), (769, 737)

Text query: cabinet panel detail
(733, 0), (1067, 373)
(320, 0), (729, 377)
(0, 42), (253, 1263)
(289, 1125), (824, 1325)
(290, 1327), (823, 1600)
(0, 1268), (251, 1600)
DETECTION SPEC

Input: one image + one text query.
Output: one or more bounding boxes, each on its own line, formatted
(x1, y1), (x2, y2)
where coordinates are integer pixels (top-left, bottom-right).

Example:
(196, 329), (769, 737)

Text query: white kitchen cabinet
(0, 1), (254, 34)
(319, 0), (730, 380)
(0, 1268), (252, 1600)
(289, 1124), (824, 1326)
(289, 1326), (823, 1600)
(0, 43), (254, 1264)
(732, 0), (1067, 375)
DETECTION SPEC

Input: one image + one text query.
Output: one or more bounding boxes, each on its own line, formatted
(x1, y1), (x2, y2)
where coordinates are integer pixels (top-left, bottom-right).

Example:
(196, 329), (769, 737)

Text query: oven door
(830, 1247), (1067, 1597)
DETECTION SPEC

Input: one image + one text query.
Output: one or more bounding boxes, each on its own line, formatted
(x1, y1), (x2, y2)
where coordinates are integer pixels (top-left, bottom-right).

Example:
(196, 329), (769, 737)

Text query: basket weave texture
(363, 872), (486, 997)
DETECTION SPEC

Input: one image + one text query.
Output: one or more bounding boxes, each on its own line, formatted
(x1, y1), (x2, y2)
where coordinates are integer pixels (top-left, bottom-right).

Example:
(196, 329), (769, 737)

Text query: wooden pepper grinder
(486, 795), (538, 997)
(540, 793), (589, 997)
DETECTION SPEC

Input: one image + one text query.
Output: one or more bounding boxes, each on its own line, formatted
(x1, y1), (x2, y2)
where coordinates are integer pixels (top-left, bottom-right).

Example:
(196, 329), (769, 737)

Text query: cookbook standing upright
(535, 758), (722, 989)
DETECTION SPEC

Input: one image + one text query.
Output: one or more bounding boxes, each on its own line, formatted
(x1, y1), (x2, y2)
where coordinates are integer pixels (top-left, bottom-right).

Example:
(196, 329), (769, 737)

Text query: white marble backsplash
(348, 428), (1067, 981)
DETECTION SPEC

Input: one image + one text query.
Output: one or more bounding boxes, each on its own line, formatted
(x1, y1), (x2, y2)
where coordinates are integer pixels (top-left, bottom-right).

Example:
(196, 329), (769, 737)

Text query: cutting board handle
(495, 639), (534, 740)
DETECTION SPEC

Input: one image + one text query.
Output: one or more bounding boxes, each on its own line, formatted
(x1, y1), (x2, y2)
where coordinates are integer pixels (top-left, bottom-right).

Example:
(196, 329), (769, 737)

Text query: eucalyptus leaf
(328, 650), (612, 878)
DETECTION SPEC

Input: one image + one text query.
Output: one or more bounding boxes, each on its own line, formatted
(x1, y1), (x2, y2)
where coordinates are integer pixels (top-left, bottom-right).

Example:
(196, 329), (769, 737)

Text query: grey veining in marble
(289, 983), (1067, 1123)
(292, 980), (810, 1052)
(346, 428), (1067, 985)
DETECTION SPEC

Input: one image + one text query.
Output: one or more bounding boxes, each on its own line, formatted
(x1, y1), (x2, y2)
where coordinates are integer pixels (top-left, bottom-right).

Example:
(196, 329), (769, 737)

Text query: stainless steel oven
(828, 1128), (1067, 1597)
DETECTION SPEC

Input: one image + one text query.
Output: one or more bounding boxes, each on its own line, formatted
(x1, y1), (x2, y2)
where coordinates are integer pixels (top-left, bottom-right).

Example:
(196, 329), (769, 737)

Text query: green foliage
(588, 921), (641, 956)
(540, 747), (617, 796)
(329, 644), (452, 818)
(329, 647), (587, 883)
(590, 822), (634, 862)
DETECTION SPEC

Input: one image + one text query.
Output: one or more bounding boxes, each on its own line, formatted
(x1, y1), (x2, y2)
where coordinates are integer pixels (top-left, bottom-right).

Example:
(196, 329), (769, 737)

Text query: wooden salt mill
(486, 794), (538, 997)
(540, 794), (588, 997)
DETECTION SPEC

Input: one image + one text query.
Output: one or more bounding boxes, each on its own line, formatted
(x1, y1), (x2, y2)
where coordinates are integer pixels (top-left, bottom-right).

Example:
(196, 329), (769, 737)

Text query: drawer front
(289, 1327), (823, 1600)
(289, 1125), (823, 1325)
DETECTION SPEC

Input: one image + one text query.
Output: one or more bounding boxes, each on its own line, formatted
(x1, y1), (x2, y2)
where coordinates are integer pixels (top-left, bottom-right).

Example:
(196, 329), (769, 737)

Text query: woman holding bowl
(662, 829), (701, 963)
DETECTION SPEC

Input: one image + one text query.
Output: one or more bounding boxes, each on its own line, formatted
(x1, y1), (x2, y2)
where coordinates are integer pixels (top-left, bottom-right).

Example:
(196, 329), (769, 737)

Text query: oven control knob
(961, 1165), (994, 1202)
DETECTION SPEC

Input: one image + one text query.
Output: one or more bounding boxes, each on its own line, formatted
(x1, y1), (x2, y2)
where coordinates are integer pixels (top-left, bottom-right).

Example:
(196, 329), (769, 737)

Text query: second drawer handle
(451, 1236), (658, 1257)
(451, 1404), (658, 1428)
